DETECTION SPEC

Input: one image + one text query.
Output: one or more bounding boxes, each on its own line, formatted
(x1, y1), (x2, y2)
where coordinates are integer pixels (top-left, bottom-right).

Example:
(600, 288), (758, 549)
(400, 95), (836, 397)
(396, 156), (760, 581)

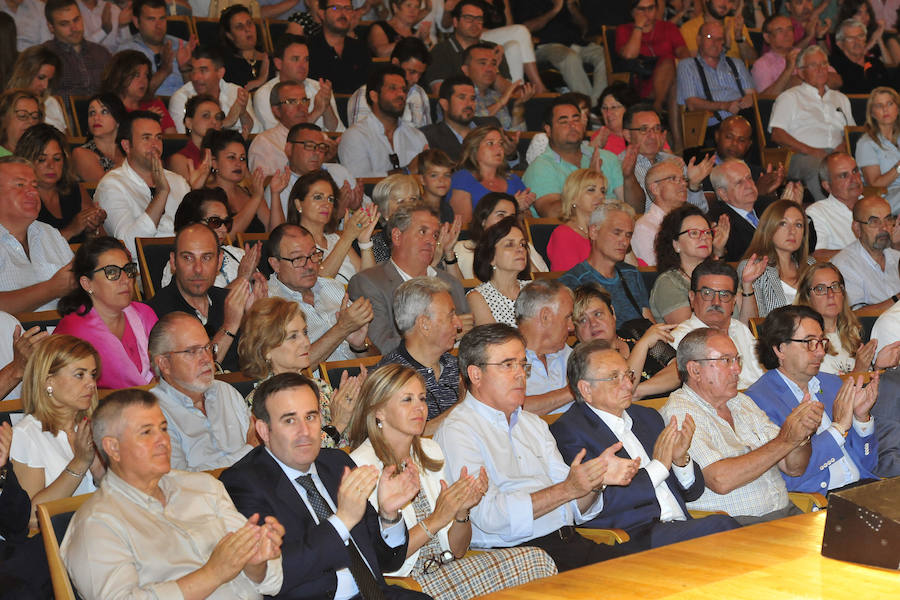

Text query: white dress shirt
(253, 75), (346, 132)
(337, 114), (428, 178)
(169, 79), (257, 134)
(768, 82), (855, 150)
(0, 221), (73, 311)
(61, 469), (283, 600)
(346, 83), (431, 128)
(806, 195), (856, 250)
(586, 403), (693, 522)
(670, 314), (766, 389)
(95, 159), (189, 255)
(525, 344), (574, 414)
(1, 0), (52, 51)
(77, 0), (131, 52)
(151, 379), (253, 471)
(871, 299), (900, 353)
(831, 240), (900, 308)
(0, 311), (22, 399)
(248, 123), (290, 176)
(266, 448), (406, 600)
(434, 392), (604, 548)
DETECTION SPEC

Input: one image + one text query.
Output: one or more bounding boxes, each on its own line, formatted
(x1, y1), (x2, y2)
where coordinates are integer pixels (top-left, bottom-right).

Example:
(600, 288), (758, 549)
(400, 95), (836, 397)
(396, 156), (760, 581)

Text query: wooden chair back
(524, 217), (561, 268)
(13, 310), (62, 333)
(235, 232), (273, 277)
(36, 493), (92, 600)
(319, 355), (383, 388)
(135, 236), (176, 299)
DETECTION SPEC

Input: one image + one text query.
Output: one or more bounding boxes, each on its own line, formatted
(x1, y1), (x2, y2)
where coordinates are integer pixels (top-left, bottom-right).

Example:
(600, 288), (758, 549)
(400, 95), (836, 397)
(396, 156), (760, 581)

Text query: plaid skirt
(412, 546), (557, 600)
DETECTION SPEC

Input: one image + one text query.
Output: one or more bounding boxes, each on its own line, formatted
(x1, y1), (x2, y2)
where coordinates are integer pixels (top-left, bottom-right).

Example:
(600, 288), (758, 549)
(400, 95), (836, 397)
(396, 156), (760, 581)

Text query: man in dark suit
(347, 203), (472, 354)
(221, 373), (428, 600)
(550, 341), (739, 548)
(747, 305), (880, 494)
(419, 75), (507, 163)
(872, 366), (900, 478)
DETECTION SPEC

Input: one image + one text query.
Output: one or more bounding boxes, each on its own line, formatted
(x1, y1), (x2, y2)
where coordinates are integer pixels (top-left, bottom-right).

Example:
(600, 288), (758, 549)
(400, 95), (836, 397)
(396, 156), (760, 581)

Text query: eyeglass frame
(202, 215), (234, 231)
(89, 262), (139, 281)
(583, 369), (636, 385)
(275, 97), (311, 106)
(276, 248), (325, 268)
(854, 215), (896, 229)
(678, 227), (715, 239)
(692, 287), (736, 302)
(288, 140), (330, 153)
(422, 550), (455, 575)
(786, 338), (830, 352)
(809, 282), (845, 296)
(165, 342), (218, 359)
(14, 109), (41, 121)
(694, 355), (743, 368)
(478, 359), (532, 377)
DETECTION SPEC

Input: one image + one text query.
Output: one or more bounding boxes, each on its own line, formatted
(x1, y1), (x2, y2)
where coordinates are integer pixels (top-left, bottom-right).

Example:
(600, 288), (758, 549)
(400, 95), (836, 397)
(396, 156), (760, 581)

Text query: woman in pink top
(53, 237), (157, 389)
(102, 51), (177, 133)
(547, 169), (607, 271)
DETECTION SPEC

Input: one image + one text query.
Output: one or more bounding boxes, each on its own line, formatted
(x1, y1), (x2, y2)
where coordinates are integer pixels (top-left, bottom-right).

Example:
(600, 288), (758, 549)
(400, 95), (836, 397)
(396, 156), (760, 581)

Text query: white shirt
(248, 122), (290, 176)
(275, 163), (360, 218)
(347, 83), (431, 128)
(434, 392), (604, 548)
(169, 79), (257, 134)
(337, 114), (428, 178)
(831, 240), (900, 308)
(44, 96), (68, 134)
(586, 403), (693, 522)
(525, 344), (573, 414)
(95, 159), (189, 255)
(768, 82), (855, 150)
(0, 311), (22, 400)
(1, 0), (51, 51)
(9, 414), (97, 496)
(252, 75), (346, 133)
(670, 314), (766, 389)
(77, 0), (131, 52)
(61, 469), (283, 600)
(632, 202), (667, 266)
(870, 299), (900, 354)
(151, 378), (253, 471)
(806, 195), (856, 250)
(0, 221), (74, 311)
(268, 272), (356, 361)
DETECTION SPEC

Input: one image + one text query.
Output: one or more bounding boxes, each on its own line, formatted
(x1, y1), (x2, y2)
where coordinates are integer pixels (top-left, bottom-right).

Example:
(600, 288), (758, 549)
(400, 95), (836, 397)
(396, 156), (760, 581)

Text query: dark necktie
(295, 474), (385, 600)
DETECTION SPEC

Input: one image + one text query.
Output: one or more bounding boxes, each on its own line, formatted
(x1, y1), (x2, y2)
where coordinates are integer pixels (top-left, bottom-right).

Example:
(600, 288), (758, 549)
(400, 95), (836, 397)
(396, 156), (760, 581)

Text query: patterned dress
(469, 280), (528, 326)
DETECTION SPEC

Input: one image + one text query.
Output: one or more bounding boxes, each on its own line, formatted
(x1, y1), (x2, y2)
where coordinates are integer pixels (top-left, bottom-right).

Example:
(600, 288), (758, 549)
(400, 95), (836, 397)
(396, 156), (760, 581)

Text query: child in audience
(416, 148), (455, 223)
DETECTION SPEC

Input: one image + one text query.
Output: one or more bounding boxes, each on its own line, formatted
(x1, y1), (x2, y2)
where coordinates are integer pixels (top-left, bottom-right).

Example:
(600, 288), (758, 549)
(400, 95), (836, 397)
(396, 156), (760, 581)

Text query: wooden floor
(479, 512), (899, 599)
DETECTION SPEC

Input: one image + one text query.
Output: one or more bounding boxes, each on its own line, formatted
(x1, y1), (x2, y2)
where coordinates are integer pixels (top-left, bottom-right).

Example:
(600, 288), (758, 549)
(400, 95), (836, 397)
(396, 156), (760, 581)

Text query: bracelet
(741, 290), (755, 297)
(443, 253), (458, 265)
(419, 520), (437, 540)
(358, 240), (374, 250)
(454, 512), (470, 524)
(348, 340), (369, 353)
(892, 295), (899, 304)
(673, 455), (691, 468)
(222, 328), (236, 339)
(64, 465), (86, 479)
(380, 511), (402, 525)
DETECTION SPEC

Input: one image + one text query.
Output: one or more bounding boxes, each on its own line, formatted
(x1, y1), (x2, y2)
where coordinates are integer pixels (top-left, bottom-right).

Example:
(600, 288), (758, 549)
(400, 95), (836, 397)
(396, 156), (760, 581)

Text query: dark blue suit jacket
(221, 446), (418, 600)
(549, 402), (705, 535)
(872, 367), (900, 477)
(746, 370), (878, 493)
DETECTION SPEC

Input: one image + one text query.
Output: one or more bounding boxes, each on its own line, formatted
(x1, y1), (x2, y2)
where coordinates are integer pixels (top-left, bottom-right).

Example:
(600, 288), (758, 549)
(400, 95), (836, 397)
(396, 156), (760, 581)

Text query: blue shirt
(676, 54), (755, 126)
(119, 33), (187, 97)
(524, 143), (624, 201)
(560, 261), (650, 327)
(449, 169), (527, 211)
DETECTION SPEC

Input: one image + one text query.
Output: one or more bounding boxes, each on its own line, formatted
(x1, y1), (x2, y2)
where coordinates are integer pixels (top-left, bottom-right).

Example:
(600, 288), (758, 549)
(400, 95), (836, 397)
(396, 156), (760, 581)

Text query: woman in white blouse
(10, 336), (103, 529)
(348, 364), (556, 599)
(856, 86), (900, 214)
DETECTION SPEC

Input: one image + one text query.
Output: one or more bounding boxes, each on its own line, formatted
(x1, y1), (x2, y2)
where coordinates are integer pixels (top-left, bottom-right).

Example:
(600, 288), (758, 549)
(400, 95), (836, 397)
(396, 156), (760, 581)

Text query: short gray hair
(675, 327), (721, 382)
(645, 158), (683, 202)
(393, 276), (450, 334)
(709, 158), (748, 199)
(796, 44), (827, 69)
(385, 201), (437, 249)
(589, 201), (634, 227)
(567, 339), (614, 403)
(515, 279), (572, 323)
(835, 18), (866, 43)
(92, 388), (159, 465)
(269, 79), (303, 107)
(147, 312), (195, 377)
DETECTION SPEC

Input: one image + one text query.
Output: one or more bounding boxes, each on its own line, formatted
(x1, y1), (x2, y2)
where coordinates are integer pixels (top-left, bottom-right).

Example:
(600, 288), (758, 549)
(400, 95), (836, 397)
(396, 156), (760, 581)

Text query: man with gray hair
(62, 388), (284, 599)
(348, 203), (472, 354)
(769, 45), (855, 200)
(148, 312), (254, 471)
(515, 279), (576, 415)
(806, 151), (863, 251)
(660, 327), (821, 524)
(560, 203), (653, 328)
(632, 159), (688, 266)
(248, 79), (313, 177)
(378, 277), (463, 433)
(831, 18), (895, 94)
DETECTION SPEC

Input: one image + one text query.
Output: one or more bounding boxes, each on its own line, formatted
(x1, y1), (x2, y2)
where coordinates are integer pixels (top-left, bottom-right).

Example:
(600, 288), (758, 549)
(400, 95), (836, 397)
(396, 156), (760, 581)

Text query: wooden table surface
(480, 513), (899, 599)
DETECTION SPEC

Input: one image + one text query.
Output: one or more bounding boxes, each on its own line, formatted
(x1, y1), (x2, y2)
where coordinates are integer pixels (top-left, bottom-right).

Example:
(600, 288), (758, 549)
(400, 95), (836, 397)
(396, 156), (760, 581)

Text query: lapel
(576, 403), (634, 461)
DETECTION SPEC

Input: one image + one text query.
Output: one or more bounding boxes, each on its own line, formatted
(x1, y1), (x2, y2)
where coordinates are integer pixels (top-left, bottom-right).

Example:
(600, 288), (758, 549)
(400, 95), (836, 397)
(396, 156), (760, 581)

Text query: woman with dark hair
(448, 124), (534, 226)
(367, 0), (432, 57)
(6, 46), (67, 133)
(286, 169), (378, 284)
(738, 199), (814, 318)
(167, 94), (222, 181)
(220, 4), (270, 90)
(15, 124), (107, 243)
(452, 192), (548, 279)
(54, 236), (157, 389)
(348, 364), (556, 598)
(160, 188), (251, 288)
(468, 216), (530, 326)
(71, 93), (127, 182)
(650, 204), (761, 324)
(203, 128), (286, 234)
(592, 82), (642, 155)
(0, 89), (42, 156)
(101, 50), (176, 133)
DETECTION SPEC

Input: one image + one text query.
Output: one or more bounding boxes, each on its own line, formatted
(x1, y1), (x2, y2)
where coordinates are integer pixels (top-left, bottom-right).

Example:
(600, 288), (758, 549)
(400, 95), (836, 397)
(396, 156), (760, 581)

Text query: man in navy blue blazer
(221, 373), (429, 600)
(550, 341), (739, 548)
(747, 305), (879, 494)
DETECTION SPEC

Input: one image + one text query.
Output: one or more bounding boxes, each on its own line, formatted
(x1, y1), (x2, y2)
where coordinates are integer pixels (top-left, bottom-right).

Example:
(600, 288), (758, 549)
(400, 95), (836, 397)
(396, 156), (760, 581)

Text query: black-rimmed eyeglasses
(91, 262), (138, 281)
(277, 249), (325, 268)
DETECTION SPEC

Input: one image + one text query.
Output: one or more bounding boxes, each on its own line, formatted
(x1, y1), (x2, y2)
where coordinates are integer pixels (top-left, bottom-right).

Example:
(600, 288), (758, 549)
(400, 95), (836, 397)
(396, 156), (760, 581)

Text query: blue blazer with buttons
(746, 370), (879, 493)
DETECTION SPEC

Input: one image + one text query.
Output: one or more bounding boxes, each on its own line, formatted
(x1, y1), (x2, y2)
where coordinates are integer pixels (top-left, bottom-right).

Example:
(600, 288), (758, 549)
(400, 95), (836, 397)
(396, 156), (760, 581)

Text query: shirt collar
(269, 273), (316, 306)
(104, 468), (178, 511)
(775, 368), (821, 401)
(155, 377), (215, 409)
(465, 391), (521, 432)
(266, 446), (320, 480)
(391, 259), (437, 280)
(585, 402), (633, 438)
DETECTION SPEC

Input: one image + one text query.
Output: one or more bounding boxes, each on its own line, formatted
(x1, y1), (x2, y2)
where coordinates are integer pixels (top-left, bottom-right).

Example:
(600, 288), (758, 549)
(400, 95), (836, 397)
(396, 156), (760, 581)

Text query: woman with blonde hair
(794, 262), (900, 374)
(6, 46), (67, 134)
(349, 364), (557, 598)
(9, 336), (103, 528)
(239, 297), (364, 448)
(448, 124), (534, 226)
(738, 199), (814, 318)
(0, 89), (42, 156)
(856, 86), (900, 213)
(546, 168), (609, 272)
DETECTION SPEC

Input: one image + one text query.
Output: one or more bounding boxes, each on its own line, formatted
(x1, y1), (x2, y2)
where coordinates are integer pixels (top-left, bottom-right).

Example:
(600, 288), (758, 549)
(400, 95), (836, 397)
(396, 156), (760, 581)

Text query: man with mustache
(747, 305), (879, 494)
(832, 196), (900, 309)
(668, 258), (765, 389)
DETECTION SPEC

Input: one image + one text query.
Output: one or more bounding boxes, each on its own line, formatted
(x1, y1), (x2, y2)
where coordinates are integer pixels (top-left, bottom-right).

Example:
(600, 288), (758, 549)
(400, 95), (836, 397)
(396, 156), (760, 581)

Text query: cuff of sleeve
(827, 425), (847, 447)
(257, 557), (285, 595)
(505, 492), (536, 539)
(327, 514), (351, 543)
(852, 416), (875, 437)
(645, 459), (670, 488)
(380, 518), (407, 548)
(672, 461), (696, 488)
(572, 492), (604, 524)
(147, 581), (185, 599)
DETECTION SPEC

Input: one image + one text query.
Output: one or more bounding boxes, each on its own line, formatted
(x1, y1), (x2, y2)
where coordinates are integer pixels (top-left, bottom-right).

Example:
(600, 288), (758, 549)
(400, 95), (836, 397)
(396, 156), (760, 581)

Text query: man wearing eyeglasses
(746, 305), (879, 495)
(806, 152), (863, 252)
(662, 327), (821, 524)
(148, 311), (256, 471)
(831, 19), (894, 94)
(551, 341), (739, 547)
(435, 323), (648, 571)
(308, 0), (372, 94)
(632, 159), (689, 266)
(248, 79), (314, 175)
(669, 258), (765, 389)
(831, 196), (900, 310)
(267, 224), (373, 363)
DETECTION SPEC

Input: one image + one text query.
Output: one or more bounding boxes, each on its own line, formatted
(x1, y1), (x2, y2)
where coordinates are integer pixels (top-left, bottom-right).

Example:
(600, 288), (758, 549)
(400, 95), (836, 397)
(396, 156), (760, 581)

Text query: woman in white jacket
(348, 364), (556, 599)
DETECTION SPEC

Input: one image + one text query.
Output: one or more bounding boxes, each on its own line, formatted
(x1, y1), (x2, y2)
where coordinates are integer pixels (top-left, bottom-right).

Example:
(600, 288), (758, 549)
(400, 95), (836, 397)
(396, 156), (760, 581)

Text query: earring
(210, 167), (218, 175)
(376, 419), (383, 429)
(46, 386), (53, 397)
(88, 289), (94, 296)
(491, 264), (497, 271)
